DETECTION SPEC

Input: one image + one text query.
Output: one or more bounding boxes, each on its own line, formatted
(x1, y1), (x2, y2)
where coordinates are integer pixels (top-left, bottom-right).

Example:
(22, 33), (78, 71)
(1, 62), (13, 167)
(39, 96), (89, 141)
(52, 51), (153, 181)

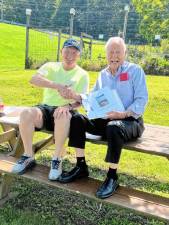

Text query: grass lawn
(0, 23), (105, 71)
(0, 21), (169, 225)
(0, 23), (68, 71)
(0, 23), (26, 71)
(0, 70), (169, 225)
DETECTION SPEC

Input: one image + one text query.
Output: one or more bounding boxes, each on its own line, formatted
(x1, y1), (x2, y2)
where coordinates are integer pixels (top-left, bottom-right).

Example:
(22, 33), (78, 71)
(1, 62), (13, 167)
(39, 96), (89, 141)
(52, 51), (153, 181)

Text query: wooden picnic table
(0, 106), (54, 157)
(0, 106), (169, 220)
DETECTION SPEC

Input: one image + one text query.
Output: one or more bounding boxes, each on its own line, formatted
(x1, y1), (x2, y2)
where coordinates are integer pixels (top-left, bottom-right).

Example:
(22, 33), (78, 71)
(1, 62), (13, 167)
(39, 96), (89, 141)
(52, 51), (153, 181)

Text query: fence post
(0, 0), (4, 21)
(25, 9), (32, 69)
(89, 38), (93, 60)
(80, 33), (83, 58)
(57, 29), (62, 62)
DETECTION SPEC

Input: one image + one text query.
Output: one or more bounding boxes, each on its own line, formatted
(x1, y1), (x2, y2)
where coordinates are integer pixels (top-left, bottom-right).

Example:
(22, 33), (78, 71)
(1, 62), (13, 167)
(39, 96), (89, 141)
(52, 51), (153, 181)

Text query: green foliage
(132, 0), (169, 41)
(1, 0), (141, 42)
(127, 42), (169, 75)
(161, 39), (169, 54)
(142, 57), (169, 75)
(78, 58), (107, 72)
(1, 23), (168, 75)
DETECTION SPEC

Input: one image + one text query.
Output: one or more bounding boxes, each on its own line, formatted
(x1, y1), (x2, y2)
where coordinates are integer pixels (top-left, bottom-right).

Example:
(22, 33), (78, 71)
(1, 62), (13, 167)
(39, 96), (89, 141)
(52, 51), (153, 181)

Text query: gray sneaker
(12, 155), (36, 175)
(48, 159), (62, 181)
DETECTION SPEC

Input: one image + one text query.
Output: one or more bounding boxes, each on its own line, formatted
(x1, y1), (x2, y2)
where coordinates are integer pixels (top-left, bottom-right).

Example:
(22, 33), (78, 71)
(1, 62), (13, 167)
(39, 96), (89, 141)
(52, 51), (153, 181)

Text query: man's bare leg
(19, 107), (43, 157)
(12, 107), (43, 174)
(48, 113), (72, 180)
(53, 113), (72, 159)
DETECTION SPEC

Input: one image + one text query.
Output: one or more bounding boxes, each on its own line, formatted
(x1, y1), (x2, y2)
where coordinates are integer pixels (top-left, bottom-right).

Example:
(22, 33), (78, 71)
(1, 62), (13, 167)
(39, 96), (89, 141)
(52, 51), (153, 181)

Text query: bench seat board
(0, 116), (169, 158)
(0, 155), (169, 221)
(87, 124), (169, 158)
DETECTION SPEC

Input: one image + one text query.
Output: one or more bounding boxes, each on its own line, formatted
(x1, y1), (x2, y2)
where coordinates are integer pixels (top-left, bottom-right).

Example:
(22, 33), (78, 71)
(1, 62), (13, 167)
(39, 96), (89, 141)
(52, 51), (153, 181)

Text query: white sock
(52, 157), (62, 161)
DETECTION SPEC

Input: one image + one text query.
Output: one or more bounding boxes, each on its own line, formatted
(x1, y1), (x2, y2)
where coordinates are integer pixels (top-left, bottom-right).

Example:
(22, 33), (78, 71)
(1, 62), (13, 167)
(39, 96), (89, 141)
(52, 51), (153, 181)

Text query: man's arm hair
(30, 73), (60, 90)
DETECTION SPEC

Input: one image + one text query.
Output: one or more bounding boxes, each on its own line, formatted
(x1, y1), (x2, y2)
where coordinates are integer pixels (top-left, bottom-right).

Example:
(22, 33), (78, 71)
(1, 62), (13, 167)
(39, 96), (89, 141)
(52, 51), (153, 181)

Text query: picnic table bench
(0, 106), (169, 220)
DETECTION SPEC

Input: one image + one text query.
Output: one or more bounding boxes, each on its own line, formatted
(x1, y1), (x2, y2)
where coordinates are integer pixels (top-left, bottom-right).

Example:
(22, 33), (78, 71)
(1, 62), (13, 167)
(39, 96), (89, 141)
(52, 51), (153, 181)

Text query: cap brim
(63, 45), (80, 51)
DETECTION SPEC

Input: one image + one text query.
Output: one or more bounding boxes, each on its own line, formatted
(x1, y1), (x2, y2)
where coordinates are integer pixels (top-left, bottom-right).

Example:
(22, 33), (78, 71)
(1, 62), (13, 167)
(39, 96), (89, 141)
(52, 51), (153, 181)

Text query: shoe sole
(58, 172), (89, 184)
(18, 161), (36, 175)
(48, 173), (62, 181)
(96, 183), (119, 199)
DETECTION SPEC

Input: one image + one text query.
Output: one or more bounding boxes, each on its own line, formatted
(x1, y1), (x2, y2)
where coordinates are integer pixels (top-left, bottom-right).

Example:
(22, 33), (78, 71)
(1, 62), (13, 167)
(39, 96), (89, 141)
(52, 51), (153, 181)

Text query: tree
(132, 0), (169, 42)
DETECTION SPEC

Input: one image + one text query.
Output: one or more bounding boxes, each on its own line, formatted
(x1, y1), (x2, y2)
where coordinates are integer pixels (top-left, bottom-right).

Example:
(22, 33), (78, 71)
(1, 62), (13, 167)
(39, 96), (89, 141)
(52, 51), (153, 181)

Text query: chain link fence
(0, 0), (169, 125)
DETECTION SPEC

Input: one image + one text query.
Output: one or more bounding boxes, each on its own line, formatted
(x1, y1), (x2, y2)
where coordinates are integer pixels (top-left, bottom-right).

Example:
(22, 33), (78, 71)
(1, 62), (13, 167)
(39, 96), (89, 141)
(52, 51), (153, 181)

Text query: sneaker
(48, 159), (62, 181)
(12, 155), (36, 175)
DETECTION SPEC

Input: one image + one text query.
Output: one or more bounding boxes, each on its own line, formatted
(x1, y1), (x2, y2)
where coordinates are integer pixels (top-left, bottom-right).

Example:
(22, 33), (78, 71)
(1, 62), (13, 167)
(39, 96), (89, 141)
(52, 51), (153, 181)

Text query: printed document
(82, 87), (125, 119)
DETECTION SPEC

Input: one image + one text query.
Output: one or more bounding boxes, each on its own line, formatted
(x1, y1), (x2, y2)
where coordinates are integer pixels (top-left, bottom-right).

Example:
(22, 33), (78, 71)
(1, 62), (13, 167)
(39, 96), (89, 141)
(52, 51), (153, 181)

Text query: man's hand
(106, 111), (126, 120)
(56, 84), (68, 94)
(57, 86), (81, 102)
(53, 106), (71, 119)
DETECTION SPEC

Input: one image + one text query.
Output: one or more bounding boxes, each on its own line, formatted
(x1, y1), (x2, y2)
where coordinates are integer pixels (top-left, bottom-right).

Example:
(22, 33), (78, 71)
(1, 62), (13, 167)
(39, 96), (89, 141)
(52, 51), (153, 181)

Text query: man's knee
(106, 121), (122, 139)
(54, 113), (72, 124)
(20, 109), (33, 122)
(70, 114), (84, 126)
(20, 108), (41, 124)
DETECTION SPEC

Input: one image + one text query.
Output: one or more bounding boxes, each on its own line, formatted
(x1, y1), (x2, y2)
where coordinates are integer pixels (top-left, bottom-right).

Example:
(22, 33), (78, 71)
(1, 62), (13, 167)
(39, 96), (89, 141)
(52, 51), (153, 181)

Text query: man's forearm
(30, 74), (60, 90)
(74, 94), (82, 103)
(69, 101), (81, 110)
(123, 111), (140, 119)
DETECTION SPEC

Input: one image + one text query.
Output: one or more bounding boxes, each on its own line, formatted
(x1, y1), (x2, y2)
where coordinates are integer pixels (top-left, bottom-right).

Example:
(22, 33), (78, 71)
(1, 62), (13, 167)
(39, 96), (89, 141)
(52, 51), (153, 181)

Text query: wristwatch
(125, 111), (132, 118)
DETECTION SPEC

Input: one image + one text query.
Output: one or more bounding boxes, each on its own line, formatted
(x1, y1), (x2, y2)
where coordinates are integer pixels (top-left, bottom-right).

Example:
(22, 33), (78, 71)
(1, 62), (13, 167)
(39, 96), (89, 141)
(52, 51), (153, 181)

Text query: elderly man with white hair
(58, 37), (148, 199)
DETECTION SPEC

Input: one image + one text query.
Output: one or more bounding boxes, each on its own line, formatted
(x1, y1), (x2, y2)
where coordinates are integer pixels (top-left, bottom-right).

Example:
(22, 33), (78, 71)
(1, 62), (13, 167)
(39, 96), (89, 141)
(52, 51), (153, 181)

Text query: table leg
(0, 173), (13, 200)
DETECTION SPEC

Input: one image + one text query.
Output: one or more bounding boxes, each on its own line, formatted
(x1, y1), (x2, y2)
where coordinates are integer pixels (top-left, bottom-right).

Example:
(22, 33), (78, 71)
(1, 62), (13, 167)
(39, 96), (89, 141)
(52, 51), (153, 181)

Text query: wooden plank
(0, 129), (16, 144)
(0, 155), (169, 221)
(0, 172), (13, 199)
(0, 116), (169, 158)
(0, 124), (17, 151)
(33, 135), (54, 153)
(81, 32), (93, 39)
(86, 138), (169, 158)
(0, 192), (16, 206)
(86, 124), (169, 158)
(9, 133), (24, 158)
(0, 116), (19, 127)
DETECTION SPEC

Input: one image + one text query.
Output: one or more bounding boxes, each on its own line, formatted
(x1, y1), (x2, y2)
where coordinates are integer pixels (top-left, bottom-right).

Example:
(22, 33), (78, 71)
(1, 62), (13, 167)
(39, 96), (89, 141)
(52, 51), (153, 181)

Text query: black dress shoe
(96, 177), (119, 199)
(58, 164), (89, 183)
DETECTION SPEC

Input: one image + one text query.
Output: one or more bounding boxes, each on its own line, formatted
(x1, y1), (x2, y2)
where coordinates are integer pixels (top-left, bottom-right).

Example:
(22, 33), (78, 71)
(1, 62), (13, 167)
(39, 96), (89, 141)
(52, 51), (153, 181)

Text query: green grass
(0, 23), (105, 71)
(1, 22), (169, 225)
(0, 23), (70, 71)
(1, 23), (168, 73)
(0, 178), (167, 225)
(0, 23), (26, 70)
(0, 70), (169, 126)
(0, 70), (169, 224)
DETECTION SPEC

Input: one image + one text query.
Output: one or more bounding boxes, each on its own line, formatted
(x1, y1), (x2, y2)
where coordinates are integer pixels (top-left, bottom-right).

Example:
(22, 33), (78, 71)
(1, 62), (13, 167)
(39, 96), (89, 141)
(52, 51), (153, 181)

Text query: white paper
(82, 87), (125, 119)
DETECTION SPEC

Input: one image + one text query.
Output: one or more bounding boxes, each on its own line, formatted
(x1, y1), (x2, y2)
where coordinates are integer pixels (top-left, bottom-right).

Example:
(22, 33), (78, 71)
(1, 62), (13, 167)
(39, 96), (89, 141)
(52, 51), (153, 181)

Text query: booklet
(82, 87), (125, 119)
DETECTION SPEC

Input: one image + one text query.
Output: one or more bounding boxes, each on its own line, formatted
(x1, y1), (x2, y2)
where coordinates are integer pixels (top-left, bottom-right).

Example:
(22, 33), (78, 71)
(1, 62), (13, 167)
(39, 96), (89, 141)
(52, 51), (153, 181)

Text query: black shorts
(35, 104), (77, 132)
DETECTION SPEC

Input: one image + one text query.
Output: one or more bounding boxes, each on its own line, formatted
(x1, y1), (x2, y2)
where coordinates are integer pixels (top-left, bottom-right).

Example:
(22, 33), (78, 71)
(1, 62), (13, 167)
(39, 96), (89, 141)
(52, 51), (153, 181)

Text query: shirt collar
(106, 61), (127, 77)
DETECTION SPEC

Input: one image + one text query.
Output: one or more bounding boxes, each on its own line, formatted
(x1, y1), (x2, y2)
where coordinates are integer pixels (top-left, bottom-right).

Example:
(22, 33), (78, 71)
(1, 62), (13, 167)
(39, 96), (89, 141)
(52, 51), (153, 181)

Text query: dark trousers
(68, 114), (145, 164)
